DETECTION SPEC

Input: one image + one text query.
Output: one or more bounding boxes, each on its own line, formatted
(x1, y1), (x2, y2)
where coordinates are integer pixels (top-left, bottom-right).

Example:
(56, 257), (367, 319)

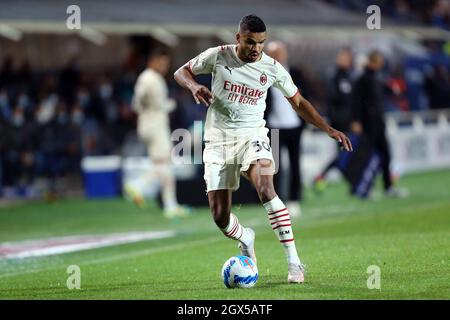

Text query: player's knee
(258, 159), (272, 168)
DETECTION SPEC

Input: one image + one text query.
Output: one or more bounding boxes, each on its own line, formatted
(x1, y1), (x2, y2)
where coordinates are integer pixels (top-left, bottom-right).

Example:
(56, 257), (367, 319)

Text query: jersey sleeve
(188, 46), (219, 75)
(272, 63), (299, 98)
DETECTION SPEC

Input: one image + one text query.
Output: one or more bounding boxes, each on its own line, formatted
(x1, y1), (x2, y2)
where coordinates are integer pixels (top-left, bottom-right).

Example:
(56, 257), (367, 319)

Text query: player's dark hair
(239, 14), (266, 33)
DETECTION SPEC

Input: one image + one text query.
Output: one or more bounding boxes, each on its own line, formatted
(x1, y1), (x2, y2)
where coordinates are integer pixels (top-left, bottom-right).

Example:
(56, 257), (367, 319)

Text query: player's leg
(205, 160), (256, 262)
(207, 189), (256, 261)
(318, 157), (338, 178)
(313, 142), (339, 195)
(207, 189), (232, 229)
(376, 132), (409, 198)
(124, 131), (153, 208)
(151, 127), (188, 217)
(375, 133), (393, 192)
(129, 125), (186, 216)
(244, 159), (305, 283)
(153, 158), (181, 215)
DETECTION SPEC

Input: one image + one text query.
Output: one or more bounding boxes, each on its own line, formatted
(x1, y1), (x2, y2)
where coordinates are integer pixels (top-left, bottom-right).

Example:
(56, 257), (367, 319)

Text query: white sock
(155, 163), (179, 212)
(129, 168), (156, 194)
(263, 196), (301, 265)
(221, 213), (252, 246)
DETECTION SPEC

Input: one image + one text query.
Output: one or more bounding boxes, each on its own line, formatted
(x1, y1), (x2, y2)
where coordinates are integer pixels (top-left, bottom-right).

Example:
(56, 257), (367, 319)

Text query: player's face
(337, 50), (353, 70)
(375, 55), (385, 70)
(159, 56), (171, 75)
(236, 31), (267, 62)
(151, 55), (171, 76)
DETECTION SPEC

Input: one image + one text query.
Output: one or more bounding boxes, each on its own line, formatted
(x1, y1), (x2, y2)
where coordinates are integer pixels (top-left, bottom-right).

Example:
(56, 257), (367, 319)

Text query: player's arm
(287, 92), (353, 152)
(174, 63), (213, 107)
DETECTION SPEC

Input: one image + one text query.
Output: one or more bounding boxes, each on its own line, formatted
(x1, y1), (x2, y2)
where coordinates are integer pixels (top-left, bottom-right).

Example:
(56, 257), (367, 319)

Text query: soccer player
(174, 15), (352, 283)
(127, 48), (188, 219)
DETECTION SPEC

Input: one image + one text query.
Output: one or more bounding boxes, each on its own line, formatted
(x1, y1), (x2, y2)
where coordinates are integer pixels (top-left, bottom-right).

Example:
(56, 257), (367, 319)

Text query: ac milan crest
(260, 72), (267, 85)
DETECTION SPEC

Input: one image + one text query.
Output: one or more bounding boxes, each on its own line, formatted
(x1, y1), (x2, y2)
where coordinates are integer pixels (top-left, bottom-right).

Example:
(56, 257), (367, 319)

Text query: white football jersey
(188, 44), (299, 142)
(132, 68), (175, 130)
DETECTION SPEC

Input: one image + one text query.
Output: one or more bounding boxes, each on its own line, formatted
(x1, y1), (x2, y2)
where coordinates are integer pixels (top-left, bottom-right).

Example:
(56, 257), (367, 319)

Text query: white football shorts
(203, 131), (275, 192)
(137, 123), (172, 161)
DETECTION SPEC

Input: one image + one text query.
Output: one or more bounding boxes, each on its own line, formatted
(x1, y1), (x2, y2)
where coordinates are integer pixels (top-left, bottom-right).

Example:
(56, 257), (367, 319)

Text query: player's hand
(191, 84), (213, 107)
(328, 128), (353, 152)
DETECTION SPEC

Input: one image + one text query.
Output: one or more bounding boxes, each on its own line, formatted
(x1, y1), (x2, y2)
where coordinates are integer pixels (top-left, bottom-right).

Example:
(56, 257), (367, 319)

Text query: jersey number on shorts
(251, 140), (271, 153)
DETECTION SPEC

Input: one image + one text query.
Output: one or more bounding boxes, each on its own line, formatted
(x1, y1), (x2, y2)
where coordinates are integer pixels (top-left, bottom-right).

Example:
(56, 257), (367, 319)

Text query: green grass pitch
(0, 169), (449, 299)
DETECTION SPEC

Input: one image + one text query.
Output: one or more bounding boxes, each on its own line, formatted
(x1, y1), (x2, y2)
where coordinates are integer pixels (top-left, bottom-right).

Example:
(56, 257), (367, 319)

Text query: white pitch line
(0, 231), (176, 260)
(0, 236), (222, 279)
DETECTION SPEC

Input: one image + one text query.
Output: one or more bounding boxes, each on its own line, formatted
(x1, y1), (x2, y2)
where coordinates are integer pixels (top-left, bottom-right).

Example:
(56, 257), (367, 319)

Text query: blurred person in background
(1, 105), (37, 197)
(424, 64), (450, 110)
(350, 50), (408, 198)
(431, 0), (450, 30)
(386, 66), (409, 112)
(0, 88), (11, 121)
(58, 57), (80, 106)
(33, 98), (60, 199)
(126, 48), (189, 219)
(313, 48), (353, 194)
(265, 41), (305, 218)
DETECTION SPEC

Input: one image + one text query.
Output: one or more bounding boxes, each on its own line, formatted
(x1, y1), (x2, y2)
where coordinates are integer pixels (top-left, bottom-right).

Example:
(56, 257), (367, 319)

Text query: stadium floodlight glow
(273, 29), (299, 43)
(437, 112), (449, 129)
(78, 26), (107, 46)
(0, 24), (22, 41)
(148, 27), (179, 47)
(215, 29), (235, 43)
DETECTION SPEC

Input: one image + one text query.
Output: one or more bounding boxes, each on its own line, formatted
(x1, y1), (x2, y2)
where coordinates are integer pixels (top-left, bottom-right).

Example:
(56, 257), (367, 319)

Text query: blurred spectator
(313, 48), (354, 193)
(386, 67), (410, 112)
(0, 55), (138, 198)
(350, 51), (408, 198)
(265, 41), (305, 218)
(0, 56), (14, 89)
(58, 57), (81, 105)
(0, 88), (11, 121)
(325, 0), (450, 30)
(431, 0), (450, 30)
(425, 64), (450, 109)
(2, 106), (36, 197)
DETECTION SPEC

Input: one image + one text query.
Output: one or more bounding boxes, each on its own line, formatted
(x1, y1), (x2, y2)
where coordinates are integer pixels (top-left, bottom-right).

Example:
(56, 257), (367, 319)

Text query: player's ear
(236, 33), (240, 44)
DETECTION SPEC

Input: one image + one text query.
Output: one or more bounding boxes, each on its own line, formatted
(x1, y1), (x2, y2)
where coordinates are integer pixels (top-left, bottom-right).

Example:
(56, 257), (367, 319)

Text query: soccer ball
(221, 255), (258, 288)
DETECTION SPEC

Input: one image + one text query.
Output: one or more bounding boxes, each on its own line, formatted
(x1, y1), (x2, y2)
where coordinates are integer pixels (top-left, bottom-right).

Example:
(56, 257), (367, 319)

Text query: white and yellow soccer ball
(221, 255), (258, 288)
